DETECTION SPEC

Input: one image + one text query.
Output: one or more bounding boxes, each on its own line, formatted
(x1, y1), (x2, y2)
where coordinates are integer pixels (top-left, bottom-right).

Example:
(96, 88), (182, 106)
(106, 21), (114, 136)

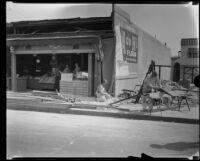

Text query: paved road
(7, 110), (199, 158)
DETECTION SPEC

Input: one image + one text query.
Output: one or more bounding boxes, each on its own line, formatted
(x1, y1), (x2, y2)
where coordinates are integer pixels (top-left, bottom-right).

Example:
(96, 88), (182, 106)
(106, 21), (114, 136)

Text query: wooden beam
(91, 54), (95, 96)
(155, 65), (171, 68)
(7, 34), (100, 40)
(11, 53), (17, 92)
(13, 49), (96, 54)
(158, 66), (161, 79)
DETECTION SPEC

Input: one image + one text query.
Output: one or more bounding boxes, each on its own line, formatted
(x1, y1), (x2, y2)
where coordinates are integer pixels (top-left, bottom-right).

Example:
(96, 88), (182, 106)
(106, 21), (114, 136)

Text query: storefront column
(88, 54), (92, 96)
(11, 53), (17, 92)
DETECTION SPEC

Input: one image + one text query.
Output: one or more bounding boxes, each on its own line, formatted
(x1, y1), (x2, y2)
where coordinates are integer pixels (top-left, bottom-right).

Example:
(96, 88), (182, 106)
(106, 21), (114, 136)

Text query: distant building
(171, 38), (199, 83)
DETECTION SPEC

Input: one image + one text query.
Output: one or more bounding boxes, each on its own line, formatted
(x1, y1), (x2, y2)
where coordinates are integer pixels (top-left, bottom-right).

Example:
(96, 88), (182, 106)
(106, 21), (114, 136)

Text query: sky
(6, 2), (199, 56)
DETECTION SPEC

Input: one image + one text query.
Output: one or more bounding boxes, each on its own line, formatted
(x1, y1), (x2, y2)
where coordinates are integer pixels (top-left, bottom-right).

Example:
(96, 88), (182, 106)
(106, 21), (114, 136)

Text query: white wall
(114, 6), (172, 96)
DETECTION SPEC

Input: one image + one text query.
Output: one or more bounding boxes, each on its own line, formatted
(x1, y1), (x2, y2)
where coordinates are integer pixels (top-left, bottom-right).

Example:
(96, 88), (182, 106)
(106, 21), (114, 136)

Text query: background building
(172, 38), (199, 83)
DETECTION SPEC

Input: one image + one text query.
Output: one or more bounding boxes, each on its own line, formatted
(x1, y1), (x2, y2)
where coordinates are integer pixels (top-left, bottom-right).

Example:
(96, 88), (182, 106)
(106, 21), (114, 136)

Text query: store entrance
(15, 53), (95, 96)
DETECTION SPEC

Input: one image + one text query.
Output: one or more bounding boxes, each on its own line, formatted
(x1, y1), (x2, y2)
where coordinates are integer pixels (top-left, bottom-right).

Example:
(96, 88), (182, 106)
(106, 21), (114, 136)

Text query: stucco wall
(114, 6), (140, 96)
(142, 30), (171, 80)
(114, 6), (171, 96)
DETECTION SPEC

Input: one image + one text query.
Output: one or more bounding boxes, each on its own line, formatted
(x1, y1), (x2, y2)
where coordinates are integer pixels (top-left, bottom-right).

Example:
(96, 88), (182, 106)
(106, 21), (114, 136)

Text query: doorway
(173, 63), (180, 82)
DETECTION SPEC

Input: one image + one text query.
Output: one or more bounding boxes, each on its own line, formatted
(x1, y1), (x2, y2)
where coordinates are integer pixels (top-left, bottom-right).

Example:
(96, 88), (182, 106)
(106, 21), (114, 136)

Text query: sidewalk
(6, 91), (199, 124)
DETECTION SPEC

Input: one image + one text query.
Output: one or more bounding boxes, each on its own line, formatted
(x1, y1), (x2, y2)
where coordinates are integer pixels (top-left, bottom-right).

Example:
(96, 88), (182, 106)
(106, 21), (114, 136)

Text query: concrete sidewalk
(6, 91), (199, 124)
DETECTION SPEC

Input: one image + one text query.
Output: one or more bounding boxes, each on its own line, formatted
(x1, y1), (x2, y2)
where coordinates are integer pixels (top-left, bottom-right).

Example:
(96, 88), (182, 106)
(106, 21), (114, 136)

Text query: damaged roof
(7, 16), (113, 35)
(7, 16), (112, 27)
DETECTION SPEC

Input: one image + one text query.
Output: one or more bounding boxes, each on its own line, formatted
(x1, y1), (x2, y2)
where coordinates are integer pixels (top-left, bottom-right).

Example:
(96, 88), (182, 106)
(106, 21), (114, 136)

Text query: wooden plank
(13, 49), (96, 55)
(60, 86), (88, 89)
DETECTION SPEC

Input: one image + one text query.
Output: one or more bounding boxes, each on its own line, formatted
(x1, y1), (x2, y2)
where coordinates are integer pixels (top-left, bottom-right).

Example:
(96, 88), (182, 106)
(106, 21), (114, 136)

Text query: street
(7, 109), (199, 158)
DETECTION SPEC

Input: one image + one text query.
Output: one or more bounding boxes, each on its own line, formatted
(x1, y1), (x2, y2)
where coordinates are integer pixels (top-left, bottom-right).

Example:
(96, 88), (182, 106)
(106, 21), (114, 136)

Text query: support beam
(158, 66), (161, 79)
(88, 54), (92, 96)
(13, 49), (96, 55)
(11, 53), (17, 92)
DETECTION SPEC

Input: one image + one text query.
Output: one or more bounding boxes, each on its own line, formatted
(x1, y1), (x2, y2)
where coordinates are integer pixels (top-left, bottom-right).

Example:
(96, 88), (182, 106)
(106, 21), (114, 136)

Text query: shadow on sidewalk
(150, 142), (199, 151)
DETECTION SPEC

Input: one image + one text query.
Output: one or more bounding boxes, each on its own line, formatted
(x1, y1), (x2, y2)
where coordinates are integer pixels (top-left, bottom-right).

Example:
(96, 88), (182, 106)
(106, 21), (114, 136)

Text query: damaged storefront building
(6, 6), (171, 97)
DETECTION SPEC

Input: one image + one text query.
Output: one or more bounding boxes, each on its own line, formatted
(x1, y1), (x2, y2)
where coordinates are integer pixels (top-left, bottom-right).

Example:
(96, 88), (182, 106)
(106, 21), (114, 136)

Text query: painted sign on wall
(120, 27), (138, 63)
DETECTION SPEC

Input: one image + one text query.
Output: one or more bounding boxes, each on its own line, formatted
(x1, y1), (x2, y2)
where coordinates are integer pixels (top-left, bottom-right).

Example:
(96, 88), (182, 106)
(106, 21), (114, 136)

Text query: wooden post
(11, 52), (17, 92)
(88, 54), (92, 96)
(81, 54), (84, 69)
(191, 67), (194, 83)
(13, 26), (16, 34)
(158, 65), (161, 79)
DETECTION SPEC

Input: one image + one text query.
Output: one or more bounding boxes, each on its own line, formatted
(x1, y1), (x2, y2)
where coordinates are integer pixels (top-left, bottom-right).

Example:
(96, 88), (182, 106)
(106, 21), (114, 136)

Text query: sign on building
(120, 27), (138, 63)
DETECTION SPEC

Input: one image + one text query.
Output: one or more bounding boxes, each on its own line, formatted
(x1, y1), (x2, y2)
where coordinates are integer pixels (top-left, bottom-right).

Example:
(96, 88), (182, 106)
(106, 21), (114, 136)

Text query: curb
(7, 101), (199, 125)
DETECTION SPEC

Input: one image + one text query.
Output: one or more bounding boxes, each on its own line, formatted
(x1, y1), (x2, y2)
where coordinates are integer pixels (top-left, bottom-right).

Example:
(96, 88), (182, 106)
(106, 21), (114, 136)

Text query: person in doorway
(96, 79), (112, 102)
(142, 71), (161, 111)
(63, 64), (71, 73)
(73, 63), (80, 78)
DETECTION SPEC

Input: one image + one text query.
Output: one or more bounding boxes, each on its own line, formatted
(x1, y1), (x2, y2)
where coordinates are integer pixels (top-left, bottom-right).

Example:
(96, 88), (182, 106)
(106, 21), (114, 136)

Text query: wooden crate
(61, 73), (73, 81)
(60, 80), (88, 96)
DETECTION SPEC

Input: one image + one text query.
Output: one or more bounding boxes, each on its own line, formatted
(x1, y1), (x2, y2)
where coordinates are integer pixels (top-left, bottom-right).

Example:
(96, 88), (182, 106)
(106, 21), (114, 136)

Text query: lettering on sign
(120, 27), (138, 63)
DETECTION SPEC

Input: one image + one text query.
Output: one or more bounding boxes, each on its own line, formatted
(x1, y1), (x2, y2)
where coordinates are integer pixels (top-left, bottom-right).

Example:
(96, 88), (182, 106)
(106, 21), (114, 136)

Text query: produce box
(61, 73), (73, 81)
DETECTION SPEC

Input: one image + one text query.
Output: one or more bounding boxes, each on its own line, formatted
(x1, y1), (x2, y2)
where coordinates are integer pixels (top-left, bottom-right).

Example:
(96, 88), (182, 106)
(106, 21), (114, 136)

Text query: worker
(63, 64), (71, 73)
(73, 63), (80, 78)
(96, 79), (112, 102)
(142, 71), (161, 111)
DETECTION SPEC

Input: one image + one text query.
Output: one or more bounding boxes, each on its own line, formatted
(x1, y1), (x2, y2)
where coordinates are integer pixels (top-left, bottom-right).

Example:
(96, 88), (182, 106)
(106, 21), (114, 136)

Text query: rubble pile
(32, 90), (79, 103)
(57, 92), (81, 103)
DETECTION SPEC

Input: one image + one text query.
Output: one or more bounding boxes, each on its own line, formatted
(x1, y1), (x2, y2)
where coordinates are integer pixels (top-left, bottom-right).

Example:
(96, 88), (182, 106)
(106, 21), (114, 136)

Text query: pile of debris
(32, 90), (80, 103)
(31, 90), (119, 109)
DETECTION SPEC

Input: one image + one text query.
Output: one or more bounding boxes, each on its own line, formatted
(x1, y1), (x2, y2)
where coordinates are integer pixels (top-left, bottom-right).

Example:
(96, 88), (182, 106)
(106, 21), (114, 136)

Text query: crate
(61, 73), (73, 81)
(60, 80), (88, 96)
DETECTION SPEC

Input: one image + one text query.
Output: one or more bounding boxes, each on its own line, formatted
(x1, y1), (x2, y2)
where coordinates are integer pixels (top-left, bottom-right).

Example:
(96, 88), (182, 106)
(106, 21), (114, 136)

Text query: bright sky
(118, 4), (199, 56)
(6, 2), (199, 56)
